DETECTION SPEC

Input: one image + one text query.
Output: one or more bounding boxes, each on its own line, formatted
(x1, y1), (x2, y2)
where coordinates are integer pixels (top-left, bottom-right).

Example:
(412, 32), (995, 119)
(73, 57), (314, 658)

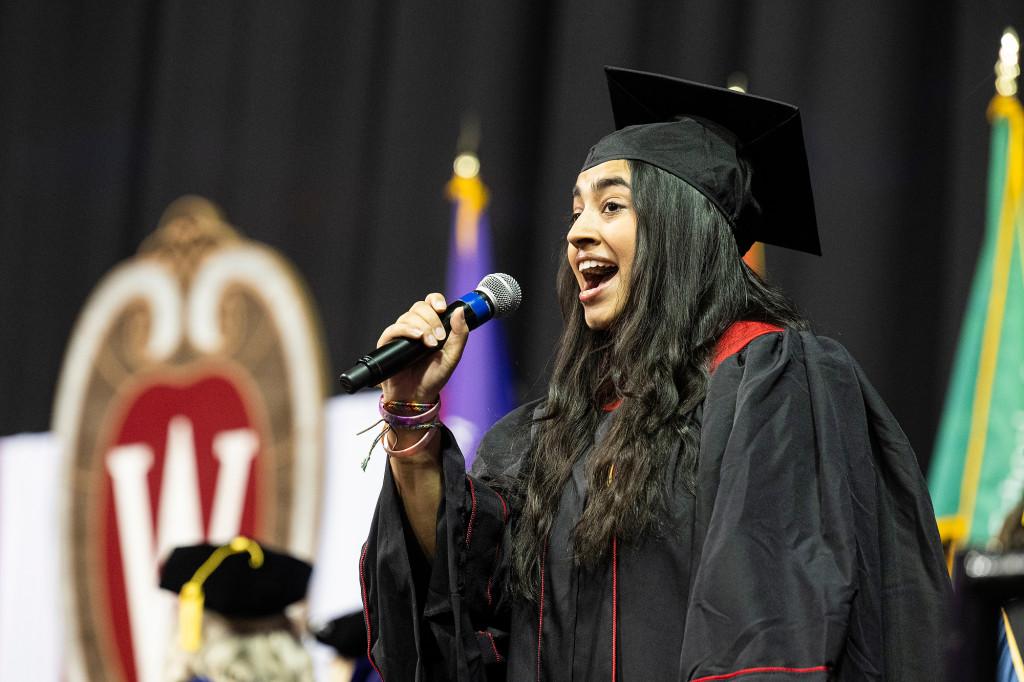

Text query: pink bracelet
(379, 397), (441, 429)
(359, 399), (442, 470)
(381, 424), (439, 457)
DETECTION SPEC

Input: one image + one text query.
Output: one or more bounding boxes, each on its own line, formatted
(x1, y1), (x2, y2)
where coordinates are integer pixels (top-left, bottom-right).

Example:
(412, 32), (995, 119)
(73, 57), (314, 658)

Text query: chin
(583, 311), (612, 330)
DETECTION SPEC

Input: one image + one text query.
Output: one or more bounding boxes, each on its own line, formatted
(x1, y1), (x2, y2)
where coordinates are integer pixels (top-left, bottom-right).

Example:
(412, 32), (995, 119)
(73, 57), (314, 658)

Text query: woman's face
(568, 159), (637, 330)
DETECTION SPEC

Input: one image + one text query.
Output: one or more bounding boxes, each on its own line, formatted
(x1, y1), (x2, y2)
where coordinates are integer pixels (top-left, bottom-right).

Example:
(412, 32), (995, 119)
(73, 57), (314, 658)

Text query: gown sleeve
(682, 330), (950, 682)
(360, 402), (538, 682)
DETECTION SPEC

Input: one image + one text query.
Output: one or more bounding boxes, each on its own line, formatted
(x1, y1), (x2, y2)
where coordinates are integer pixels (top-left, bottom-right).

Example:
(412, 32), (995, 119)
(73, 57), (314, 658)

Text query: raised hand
(377, 293), (470, 405)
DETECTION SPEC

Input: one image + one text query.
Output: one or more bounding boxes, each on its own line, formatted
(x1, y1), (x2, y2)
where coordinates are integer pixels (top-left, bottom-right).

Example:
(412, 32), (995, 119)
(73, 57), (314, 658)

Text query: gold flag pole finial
(996, 27), (1020, 97)
(454, 114), (481, 179)
(448, 114), (488, 254)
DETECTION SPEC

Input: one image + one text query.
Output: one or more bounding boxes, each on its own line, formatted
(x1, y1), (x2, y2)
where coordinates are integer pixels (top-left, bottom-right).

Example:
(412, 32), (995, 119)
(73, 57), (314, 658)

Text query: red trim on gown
(711, 321), (784, 373)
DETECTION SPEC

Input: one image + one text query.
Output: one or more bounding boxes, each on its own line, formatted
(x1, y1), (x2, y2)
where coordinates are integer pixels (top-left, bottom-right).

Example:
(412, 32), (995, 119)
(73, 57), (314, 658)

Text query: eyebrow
(571, 175), (631, 198)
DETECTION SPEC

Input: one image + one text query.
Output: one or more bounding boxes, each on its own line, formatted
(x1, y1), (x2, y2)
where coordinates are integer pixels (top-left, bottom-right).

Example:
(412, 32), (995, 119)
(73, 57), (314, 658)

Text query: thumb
(444, 306), (471, 362)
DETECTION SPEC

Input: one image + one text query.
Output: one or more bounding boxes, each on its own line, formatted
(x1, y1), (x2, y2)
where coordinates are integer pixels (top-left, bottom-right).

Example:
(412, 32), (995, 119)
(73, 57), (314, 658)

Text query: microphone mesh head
(477, 273), (522, 318)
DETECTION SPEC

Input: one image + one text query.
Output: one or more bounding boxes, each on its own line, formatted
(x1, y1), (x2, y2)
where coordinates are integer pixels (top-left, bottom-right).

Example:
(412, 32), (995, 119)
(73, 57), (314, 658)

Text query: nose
(567, 209), (599, 249)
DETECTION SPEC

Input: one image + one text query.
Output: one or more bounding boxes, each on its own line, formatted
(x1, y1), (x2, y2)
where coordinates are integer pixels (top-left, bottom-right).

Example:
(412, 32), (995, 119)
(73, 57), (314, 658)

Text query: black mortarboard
(581, 66), (821, 256)
(161, 539), (312, 618)
(160, 537), (312, 650)
(313, 610), (368, 659)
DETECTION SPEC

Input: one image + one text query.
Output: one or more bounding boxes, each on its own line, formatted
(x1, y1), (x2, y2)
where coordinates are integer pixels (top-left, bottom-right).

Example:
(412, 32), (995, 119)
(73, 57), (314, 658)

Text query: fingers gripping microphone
(338, 273), (521, 394)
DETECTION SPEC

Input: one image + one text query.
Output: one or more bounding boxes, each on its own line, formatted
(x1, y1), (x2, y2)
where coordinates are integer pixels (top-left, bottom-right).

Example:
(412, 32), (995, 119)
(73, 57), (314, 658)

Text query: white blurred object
(0, 432), (63, 682)
(308, 391), (387, 624)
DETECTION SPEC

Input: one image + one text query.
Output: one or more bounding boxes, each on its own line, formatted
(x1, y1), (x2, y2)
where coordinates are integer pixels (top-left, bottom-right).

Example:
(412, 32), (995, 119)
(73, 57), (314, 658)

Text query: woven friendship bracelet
(380, 398), (437, 413)
(379, 397), (441, 429)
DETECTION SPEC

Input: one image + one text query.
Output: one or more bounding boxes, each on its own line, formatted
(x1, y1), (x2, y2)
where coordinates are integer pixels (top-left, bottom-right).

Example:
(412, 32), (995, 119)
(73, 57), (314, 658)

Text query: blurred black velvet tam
(160, 541), (312, 618)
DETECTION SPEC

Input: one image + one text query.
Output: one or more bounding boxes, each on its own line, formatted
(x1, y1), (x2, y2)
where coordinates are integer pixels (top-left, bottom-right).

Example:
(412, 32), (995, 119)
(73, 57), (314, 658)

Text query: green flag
(929, 94), (1024, 550)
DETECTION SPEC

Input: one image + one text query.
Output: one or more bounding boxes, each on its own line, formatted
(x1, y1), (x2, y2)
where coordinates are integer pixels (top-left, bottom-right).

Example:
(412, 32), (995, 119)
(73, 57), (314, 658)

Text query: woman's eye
(604, 201), (622, 213)
(569, 211), (581, 224)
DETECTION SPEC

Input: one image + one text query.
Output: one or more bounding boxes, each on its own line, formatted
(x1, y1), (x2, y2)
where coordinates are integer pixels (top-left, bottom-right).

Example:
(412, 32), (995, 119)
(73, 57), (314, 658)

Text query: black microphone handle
(338, 298), (486, 393)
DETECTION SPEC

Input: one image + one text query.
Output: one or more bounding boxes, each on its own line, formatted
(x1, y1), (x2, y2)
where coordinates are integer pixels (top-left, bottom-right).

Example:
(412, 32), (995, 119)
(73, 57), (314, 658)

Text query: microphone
(338, 273), (522, 394)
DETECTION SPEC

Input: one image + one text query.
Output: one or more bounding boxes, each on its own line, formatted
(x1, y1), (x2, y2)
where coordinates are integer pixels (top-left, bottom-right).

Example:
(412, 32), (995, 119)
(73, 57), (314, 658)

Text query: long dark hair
(509, 160), (807, 599)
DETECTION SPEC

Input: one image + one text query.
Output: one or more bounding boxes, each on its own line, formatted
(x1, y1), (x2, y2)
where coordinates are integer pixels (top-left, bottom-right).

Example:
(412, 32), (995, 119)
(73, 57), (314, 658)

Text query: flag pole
(931, 28), (1024, 563)
(955, 28), (1024, 547)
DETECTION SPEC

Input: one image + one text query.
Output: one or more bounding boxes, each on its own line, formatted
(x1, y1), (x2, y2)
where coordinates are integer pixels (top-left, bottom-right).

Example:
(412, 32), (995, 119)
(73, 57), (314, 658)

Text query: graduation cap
(312, 610), (368, 660)
(160, 537), (312, 651)
(581, 66), (820, 257)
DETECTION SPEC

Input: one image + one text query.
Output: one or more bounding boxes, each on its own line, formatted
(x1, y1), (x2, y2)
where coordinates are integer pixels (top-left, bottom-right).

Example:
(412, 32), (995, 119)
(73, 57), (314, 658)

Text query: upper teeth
(579, 259), (613, 273)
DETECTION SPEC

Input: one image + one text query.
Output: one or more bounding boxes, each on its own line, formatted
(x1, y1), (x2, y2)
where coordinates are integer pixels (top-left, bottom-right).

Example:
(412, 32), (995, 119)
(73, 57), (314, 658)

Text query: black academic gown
(360, 330), (951, 681)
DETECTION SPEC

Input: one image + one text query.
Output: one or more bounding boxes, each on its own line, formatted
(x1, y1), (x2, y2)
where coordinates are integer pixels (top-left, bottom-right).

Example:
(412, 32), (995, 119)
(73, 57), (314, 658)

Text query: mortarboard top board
(160, 537), (312, 619)
(581, 66), (821, 257)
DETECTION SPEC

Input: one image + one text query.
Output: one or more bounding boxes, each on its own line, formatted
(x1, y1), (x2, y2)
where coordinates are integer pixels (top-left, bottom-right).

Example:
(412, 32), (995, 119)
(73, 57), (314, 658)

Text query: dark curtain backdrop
(1, 0), (1021, 475)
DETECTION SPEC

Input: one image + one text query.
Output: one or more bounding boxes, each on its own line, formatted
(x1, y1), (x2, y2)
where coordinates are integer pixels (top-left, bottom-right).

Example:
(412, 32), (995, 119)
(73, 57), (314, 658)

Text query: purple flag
(442, 172), (516, 467)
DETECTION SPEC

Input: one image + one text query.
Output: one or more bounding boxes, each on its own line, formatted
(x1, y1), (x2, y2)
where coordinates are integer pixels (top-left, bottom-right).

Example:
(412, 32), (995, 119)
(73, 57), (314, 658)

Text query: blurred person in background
(160, 537), (314, 682)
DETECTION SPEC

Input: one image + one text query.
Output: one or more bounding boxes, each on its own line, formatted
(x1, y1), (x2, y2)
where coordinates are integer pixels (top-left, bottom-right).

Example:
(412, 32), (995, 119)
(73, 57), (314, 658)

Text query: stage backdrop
(3, 0), (1024, 477)
(51, 196), (328, 682)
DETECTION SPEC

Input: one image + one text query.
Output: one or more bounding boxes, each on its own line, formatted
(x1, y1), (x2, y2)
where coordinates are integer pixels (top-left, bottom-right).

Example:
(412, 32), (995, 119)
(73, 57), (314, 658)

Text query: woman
(359, 68), (950, 681)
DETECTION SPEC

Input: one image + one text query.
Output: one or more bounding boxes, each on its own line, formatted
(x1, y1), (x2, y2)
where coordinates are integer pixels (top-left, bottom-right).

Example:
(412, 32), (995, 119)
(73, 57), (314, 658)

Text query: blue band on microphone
(458, 291), (492, 323)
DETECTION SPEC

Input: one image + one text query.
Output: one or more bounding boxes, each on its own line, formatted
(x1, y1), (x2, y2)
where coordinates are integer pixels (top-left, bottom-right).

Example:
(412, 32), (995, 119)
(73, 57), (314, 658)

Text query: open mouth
(579, 261), (618, 294)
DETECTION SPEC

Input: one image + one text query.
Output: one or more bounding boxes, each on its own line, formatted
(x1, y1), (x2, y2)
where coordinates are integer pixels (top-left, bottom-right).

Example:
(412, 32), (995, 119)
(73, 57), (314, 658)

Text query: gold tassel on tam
(178, 581), (204, 652)
(177, 536), (264, 651)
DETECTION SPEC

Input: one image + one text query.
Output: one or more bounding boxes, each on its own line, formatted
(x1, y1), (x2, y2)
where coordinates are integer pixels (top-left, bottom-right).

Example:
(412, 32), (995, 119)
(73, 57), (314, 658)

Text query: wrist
(387, 428), (442, 470)
(359, 396), (443, 471)
(387, 424), (437, 450)
(379, 397), (440, 428)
